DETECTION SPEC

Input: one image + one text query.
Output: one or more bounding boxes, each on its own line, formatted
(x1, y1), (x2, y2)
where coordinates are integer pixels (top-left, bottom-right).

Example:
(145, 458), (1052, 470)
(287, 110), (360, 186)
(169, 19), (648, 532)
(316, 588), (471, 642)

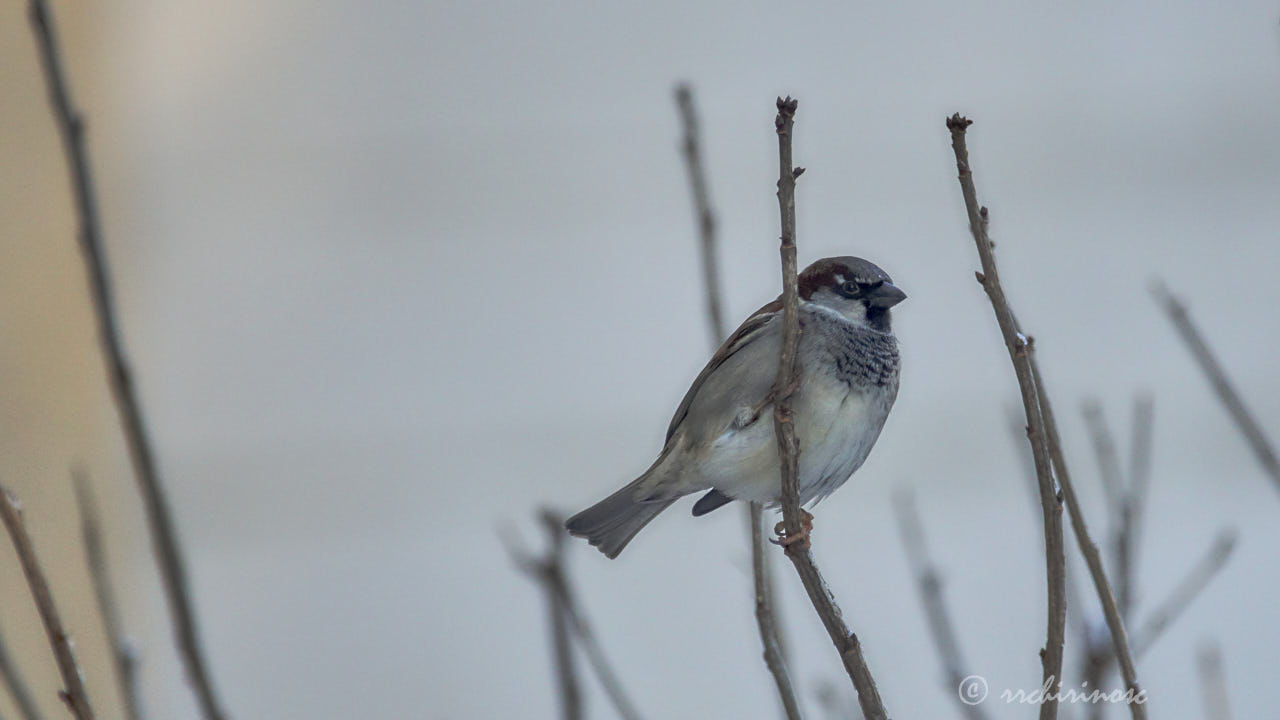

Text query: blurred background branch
(72, 470), (146, 720)
(1152, 281), (1280, 498)
(675, 82), (801, 720)
(892, 487), (990, 720)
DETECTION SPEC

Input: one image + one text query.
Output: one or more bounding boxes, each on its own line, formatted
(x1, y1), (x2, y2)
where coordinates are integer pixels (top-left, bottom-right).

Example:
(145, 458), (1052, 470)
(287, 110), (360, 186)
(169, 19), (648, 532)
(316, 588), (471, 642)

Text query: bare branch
(25, 3), (228, 718)
(505, 518), (582, 720)
(892, 488), (990, 720)
(1030, 356), (1147, 720)
(72, 471), (146, 720)
(1152, 281), (1280, 496)
(773, 97), (887, 720)
(0, 630), (46, 720)
(0, 488), (97, 720)
(1196, 641), (1232, 720)
(946, 113), (1067, 720)
(676, 83), (800, 720)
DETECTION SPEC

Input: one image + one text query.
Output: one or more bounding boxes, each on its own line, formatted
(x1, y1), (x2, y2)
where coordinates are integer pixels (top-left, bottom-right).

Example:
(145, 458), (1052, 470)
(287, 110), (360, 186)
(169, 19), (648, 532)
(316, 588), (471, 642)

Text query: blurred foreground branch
(0, 488), (96, 720)
(946, 113), (1067, 720)
(676, 83), (801, 720)
(1151, 282), (1280, 498)
(26, 3), (228, 719)
(772, 97), (887, 720)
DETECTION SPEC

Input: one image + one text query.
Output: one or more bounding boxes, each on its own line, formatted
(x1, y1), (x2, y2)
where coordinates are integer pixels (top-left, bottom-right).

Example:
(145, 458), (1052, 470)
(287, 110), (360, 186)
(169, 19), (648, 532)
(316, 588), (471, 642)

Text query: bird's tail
(565, 475), (676, 559)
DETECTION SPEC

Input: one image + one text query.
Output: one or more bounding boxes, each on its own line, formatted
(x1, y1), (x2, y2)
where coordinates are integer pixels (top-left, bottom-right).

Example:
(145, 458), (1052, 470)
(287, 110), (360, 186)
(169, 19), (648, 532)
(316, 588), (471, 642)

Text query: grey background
(2, 1), (1278, 718)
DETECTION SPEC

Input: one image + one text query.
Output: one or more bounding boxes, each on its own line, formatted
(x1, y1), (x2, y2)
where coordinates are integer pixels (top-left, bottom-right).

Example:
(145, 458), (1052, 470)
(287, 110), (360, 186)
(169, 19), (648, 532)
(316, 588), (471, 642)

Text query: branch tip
(946, 113), (973, 131)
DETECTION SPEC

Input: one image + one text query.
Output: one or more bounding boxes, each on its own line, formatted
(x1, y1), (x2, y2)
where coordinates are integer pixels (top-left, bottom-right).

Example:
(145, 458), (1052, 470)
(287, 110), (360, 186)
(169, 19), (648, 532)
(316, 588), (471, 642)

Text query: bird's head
(798, 256), (906, 332)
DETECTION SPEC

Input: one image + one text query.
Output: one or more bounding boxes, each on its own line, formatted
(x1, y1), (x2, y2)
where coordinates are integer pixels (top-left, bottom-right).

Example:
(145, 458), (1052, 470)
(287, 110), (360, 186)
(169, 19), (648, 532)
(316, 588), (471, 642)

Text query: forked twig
(506, 514), (643, 720)
(773, 97), (887, 720)
(0, 487), (97, 720)
(26, 3), (229, 719)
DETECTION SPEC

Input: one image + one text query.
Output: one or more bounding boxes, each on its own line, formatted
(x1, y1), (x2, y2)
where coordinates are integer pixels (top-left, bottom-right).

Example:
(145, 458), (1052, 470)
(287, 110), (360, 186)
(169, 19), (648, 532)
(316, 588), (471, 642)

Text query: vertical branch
(0, 488), (97, 720)
(772, 96), (888, 720)
(945, 114), (1067, 720)
(25, 3), (229, 719)
(892, 488), (990, 720)
(72, 472), (146, 720)
(1151, 282), (1280, 496)
(0, 631), (46, 720)
(675, 83), (801, 720)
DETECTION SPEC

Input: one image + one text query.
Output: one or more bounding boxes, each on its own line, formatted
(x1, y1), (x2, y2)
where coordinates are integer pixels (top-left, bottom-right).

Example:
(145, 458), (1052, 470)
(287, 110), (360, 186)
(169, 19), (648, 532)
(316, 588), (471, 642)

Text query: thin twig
(72, 471), (146, 720)
(26, 4), (229, 719)
(772, 97), (887, 720)
(946, 113), (1066, 720)
(1151, 281), (1280, 496)
(0, 488), (96, 720)
(1196, 641), (1232, 720)
(892, 488), (990, 720)
(1030, 357), (1148, 720)
(676, 83), (801, 720)
(0, 630), (46, 720)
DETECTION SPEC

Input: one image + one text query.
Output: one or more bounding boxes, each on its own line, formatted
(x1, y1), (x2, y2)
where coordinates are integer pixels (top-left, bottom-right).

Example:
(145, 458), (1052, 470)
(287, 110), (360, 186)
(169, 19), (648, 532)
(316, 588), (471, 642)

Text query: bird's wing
(665, 299), (781, 443)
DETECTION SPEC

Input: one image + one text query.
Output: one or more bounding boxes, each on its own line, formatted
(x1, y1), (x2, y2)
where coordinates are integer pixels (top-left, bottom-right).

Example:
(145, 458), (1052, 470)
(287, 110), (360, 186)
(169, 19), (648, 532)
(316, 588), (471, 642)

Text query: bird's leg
(772, 509), (814, 549)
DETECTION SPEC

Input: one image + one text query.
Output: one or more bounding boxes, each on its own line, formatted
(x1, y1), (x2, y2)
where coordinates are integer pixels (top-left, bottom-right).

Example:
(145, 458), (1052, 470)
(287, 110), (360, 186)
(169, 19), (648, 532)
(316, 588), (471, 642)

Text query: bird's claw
(771, 509), (814, 549)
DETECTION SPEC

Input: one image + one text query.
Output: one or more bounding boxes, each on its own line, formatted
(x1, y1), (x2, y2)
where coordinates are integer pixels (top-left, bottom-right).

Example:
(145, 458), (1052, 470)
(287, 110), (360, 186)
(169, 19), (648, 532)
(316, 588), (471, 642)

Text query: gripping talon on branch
(772, 509), (814, 549)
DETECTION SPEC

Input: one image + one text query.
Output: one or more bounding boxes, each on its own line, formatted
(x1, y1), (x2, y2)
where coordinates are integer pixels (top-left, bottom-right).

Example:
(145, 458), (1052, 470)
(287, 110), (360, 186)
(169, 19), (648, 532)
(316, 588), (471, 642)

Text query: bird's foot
(772, 509), (814, 550)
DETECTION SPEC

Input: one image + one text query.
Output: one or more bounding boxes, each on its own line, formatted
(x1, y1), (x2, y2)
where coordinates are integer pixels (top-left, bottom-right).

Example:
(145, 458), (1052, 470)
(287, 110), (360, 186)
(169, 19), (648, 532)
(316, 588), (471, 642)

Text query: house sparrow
(566, 256), (905, 558)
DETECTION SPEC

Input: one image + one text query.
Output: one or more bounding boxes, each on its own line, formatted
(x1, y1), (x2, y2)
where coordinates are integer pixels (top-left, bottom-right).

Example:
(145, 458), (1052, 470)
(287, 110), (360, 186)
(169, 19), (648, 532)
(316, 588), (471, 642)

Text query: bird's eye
(840, 280), (861, 296)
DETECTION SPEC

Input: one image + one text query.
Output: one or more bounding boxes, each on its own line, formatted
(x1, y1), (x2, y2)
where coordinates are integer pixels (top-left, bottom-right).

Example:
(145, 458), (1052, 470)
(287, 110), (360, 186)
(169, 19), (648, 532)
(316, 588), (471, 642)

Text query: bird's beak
(867, 281), (907, 308)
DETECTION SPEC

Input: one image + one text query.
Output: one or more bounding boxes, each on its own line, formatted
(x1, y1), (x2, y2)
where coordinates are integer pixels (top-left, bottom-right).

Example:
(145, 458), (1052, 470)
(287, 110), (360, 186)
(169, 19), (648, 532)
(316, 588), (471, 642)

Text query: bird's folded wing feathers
(665, 300), (782, 443)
